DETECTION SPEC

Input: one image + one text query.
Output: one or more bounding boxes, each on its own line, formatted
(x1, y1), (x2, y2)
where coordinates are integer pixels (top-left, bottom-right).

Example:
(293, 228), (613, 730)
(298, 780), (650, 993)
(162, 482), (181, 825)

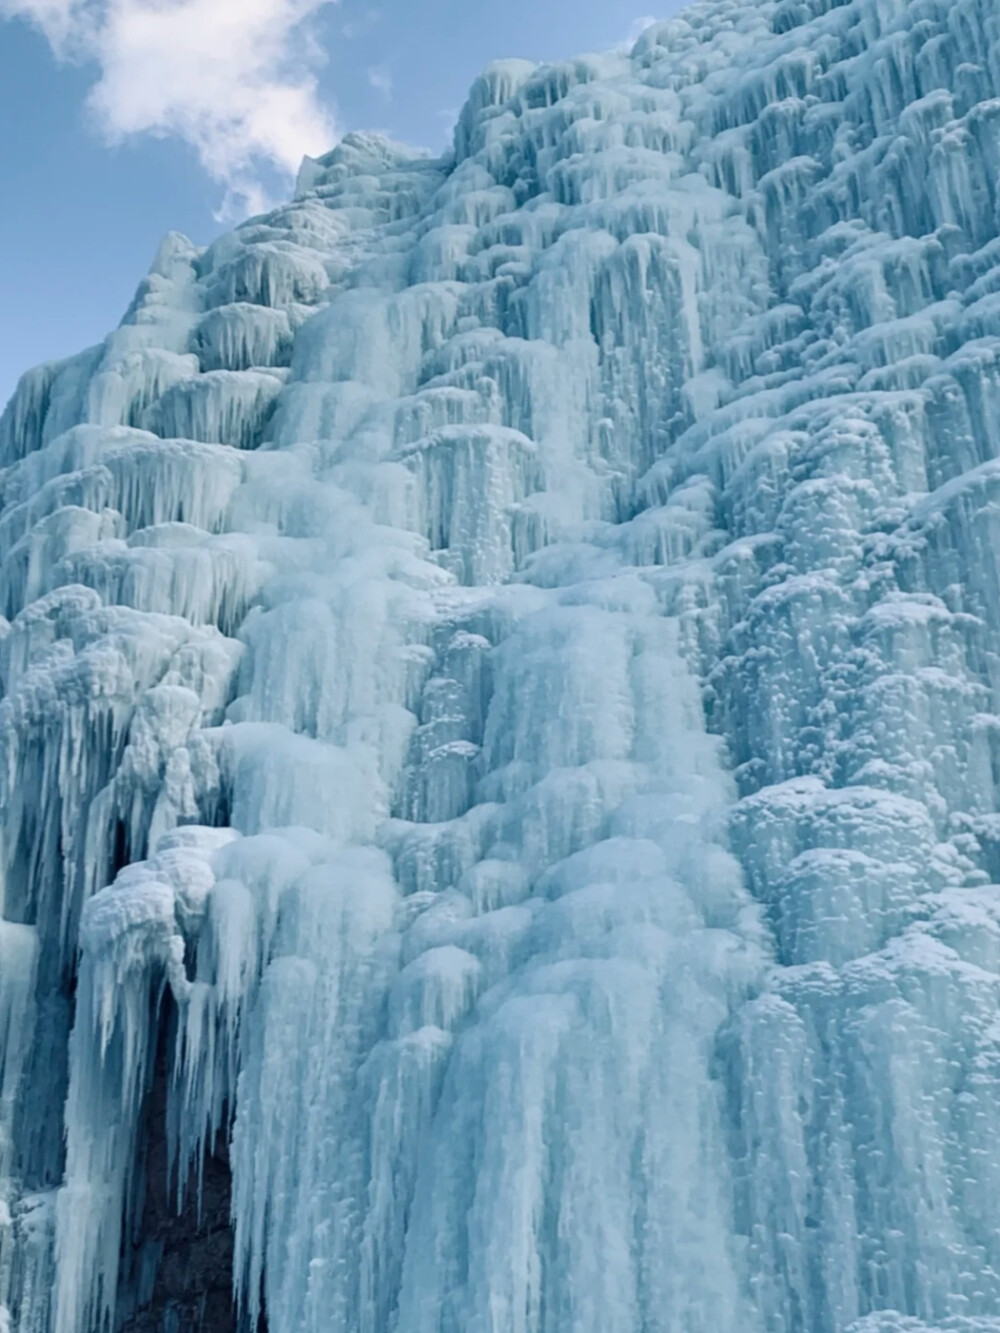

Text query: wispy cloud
(367, 62), (391, 100)
(622, 14), (656, 48)
(435, 106), (459, 147)
(0, 0), (341, 217)
(341, 5), (378, 40)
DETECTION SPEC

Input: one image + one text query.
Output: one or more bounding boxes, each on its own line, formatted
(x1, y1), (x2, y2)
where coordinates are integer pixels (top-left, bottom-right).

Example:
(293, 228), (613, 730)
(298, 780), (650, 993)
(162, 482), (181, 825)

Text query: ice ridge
(3, 2), (1000, 1331)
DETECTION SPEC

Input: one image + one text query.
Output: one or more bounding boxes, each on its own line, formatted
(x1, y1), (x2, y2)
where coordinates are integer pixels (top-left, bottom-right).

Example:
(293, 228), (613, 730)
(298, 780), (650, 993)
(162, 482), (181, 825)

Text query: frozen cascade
(3, 1), (1000, 1330)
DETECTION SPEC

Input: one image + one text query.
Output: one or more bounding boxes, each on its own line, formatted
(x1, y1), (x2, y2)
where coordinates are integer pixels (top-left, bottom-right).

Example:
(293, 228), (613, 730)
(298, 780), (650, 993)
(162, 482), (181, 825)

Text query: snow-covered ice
(4, 1), (1000, 1330)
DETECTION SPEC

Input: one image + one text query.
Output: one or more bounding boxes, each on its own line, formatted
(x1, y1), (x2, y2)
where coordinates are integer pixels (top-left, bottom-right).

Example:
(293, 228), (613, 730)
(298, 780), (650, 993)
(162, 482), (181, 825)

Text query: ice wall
(3, 2), (1000, 1331)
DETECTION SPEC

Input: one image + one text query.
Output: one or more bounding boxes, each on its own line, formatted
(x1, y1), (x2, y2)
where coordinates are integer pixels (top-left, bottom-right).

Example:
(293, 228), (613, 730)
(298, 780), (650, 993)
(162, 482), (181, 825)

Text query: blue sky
(0, 1), (678, 409)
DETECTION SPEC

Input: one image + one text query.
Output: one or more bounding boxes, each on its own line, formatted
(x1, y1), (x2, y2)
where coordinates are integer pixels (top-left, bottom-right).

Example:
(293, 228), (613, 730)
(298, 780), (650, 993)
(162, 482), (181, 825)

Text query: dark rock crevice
(116, 1014), (260, 1333)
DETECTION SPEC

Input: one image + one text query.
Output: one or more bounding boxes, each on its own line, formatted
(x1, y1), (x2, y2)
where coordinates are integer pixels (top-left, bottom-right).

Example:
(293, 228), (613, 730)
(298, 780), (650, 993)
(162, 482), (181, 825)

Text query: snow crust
(4, 1), (1000, 1331)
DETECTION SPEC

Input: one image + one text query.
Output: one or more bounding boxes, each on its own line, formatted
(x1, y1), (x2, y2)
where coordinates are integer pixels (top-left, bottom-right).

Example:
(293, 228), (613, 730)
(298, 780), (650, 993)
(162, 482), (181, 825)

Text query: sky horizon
(0, 1), (681, 410)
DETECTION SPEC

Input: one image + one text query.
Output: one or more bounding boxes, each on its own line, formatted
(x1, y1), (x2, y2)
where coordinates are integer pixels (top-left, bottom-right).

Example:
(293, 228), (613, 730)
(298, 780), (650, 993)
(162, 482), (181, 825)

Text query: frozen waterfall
(4, 1), (1000, 1330)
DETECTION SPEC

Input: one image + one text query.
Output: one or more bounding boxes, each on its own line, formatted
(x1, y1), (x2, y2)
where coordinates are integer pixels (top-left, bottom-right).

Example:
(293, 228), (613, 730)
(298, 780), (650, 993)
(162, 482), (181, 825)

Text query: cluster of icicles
(4, 2), (1000, 1331)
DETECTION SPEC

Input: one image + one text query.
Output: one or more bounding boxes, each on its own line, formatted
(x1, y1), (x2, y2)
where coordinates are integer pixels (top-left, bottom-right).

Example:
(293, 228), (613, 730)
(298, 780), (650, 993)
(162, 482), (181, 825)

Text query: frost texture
(3, 2), (1000, 1331)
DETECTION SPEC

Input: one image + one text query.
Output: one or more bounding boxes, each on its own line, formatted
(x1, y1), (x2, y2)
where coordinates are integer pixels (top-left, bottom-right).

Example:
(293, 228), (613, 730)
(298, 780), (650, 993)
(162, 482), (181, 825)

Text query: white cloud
(1, 0), (341, 216)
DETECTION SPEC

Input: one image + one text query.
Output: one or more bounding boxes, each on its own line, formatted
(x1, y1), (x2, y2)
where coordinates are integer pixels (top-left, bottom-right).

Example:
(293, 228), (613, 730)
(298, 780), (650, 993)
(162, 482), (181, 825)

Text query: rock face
(115, 1029), (241, 1333)
(3, 2), (1000, 1331)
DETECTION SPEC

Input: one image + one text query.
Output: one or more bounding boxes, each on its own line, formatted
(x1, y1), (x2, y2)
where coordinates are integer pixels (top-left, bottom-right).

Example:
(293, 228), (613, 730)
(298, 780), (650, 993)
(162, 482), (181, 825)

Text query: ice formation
(3, 1), (1000, 1330)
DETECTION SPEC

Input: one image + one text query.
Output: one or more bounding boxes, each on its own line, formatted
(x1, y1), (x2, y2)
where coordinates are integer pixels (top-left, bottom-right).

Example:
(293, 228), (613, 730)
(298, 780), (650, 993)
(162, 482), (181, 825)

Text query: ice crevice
(4, 2), (1000, 1331)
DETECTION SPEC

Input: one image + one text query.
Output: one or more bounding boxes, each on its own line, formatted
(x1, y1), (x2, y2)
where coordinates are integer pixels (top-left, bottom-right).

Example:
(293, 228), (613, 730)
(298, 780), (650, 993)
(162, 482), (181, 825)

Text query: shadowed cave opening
(115, 1004), (265, 1333)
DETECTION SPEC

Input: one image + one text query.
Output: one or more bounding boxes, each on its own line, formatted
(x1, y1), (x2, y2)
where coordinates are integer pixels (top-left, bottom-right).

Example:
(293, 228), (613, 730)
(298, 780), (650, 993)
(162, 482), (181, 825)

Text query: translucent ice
(4, 2), (1000, 1331)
